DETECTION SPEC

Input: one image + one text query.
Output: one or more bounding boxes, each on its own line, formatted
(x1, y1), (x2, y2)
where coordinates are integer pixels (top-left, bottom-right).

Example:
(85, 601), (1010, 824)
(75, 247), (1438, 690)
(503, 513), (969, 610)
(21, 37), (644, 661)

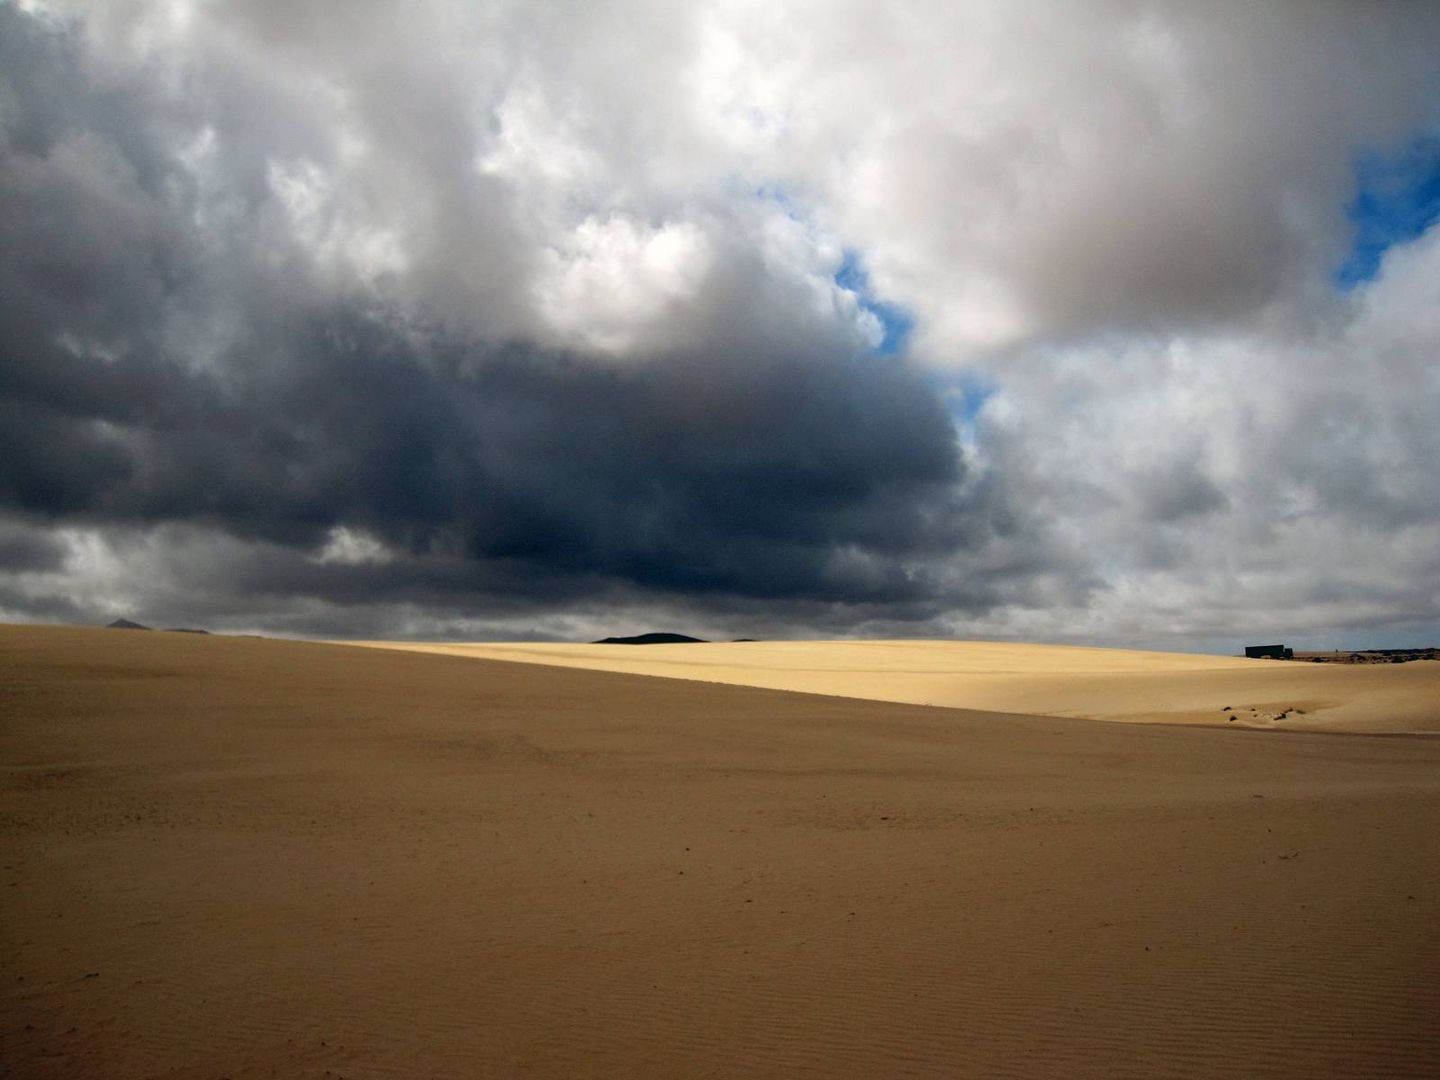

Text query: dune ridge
(345, 638), (1440, 733)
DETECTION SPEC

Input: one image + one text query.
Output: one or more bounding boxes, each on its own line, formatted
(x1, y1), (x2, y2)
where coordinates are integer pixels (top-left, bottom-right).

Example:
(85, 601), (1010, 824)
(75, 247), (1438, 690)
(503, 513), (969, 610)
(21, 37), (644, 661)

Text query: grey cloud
(1134, 460), (1229, 525)
(773, 2), (1440, 350)
(0, 522), (65, 573)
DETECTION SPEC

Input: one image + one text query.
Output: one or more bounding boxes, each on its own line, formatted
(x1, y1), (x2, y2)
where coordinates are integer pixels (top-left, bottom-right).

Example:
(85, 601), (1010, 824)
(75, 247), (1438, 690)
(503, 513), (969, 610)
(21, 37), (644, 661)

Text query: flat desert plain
(3, 625), (1439, 1078)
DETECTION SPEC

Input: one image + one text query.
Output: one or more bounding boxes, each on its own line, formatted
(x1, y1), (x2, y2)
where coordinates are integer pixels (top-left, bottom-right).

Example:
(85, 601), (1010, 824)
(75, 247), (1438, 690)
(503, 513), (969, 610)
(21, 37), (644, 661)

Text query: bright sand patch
(4, 624), (1440, 1078)
(345, 639), (1440, 732)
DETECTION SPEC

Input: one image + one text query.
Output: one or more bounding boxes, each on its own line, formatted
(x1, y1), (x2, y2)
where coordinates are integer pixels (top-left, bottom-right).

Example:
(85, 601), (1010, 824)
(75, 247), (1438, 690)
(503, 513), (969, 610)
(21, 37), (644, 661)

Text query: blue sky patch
(1335, 135), (1440, 289)
(935, 372), (997, 436)
(834, 249), (914, 355)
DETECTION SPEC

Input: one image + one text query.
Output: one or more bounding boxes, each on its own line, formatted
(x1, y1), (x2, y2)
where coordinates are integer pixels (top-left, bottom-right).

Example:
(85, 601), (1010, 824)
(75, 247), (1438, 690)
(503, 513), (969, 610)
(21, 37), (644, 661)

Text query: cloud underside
(1, 2), (1438, 647)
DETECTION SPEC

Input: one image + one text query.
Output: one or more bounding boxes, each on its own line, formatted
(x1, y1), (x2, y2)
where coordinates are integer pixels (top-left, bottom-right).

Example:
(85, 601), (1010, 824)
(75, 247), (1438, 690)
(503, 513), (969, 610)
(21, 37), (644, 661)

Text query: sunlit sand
(349, 638), (1440, 732)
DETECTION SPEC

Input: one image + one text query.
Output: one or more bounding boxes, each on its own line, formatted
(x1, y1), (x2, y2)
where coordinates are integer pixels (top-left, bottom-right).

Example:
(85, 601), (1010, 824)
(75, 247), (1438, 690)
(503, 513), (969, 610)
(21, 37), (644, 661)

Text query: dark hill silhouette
(106, 618), (151, 631)
(592, 632), (707, 645)
(166, 628), (210, 634)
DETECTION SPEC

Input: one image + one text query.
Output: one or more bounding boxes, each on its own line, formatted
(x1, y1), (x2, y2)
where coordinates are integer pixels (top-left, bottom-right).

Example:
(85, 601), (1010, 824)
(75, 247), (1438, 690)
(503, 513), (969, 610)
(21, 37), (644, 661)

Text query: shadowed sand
(346, 639), (1440, 733)
(4, 623), (1440, 1078)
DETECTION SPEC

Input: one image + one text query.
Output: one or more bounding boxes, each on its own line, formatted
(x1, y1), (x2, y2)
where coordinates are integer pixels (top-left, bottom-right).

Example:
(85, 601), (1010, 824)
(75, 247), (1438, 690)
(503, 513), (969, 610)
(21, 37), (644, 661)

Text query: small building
(1244, 644), (1293, 660)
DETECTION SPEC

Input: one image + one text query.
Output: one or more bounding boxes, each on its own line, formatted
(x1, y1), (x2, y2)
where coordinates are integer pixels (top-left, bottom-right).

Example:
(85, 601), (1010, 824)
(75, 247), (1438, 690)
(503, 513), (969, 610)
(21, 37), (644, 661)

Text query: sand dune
(346, 638), (1440, 733)
(4, 623), (1440, 1078)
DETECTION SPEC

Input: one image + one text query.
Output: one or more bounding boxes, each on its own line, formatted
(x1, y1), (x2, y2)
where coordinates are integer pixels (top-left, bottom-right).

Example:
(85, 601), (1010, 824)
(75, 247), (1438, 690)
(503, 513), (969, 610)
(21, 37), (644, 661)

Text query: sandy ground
(346, 639), (1440, 733)
(3, 624), (1440, 1078)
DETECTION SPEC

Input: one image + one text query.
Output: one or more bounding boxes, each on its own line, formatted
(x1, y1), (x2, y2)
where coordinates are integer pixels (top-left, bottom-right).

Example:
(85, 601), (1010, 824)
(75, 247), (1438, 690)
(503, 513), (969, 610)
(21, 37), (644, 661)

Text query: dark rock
(591, 632), (707, 645)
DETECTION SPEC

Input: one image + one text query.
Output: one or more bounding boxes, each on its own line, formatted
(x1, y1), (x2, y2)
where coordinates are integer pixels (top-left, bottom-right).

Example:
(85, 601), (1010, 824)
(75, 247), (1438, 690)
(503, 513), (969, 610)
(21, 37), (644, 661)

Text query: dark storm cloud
(0, 522), (65, 572)
(0, 6), (1007, 626)
(4, 307), (982, 604)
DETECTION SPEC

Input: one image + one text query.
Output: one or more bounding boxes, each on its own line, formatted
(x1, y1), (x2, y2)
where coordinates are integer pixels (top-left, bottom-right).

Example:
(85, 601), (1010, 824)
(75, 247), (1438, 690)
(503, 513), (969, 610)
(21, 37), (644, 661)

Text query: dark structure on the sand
(1245, 644), (1293, 660)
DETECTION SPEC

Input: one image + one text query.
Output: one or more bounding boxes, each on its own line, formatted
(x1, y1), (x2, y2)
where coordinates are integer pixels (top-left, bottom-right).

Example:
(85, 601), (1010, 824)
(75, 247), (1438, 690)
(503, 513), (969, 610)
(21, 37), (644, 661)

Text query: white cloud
(967, 216), (1440, 646)
(534, 215), (713, 354)
(317, 526), (394, 567)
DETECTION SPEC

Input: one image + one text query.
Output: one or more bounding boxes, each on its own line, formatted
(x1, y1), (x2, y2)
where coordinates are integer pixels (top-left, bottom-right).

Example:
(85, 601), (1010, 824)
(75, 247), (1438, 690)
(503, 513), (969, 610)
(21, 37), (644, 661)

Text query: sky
(2, 0), (1439, 651)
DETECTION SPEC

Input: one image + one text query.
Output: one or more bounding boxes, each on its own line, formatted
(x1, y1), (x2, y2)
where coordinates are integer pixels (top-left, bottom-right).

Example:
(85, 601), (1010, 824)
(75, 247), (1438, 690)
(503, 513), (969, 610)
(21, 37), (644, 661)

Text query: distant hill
(106, 618), (151, 631)
(165, 628), (211, 635)
(592, 632), (708, 645)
